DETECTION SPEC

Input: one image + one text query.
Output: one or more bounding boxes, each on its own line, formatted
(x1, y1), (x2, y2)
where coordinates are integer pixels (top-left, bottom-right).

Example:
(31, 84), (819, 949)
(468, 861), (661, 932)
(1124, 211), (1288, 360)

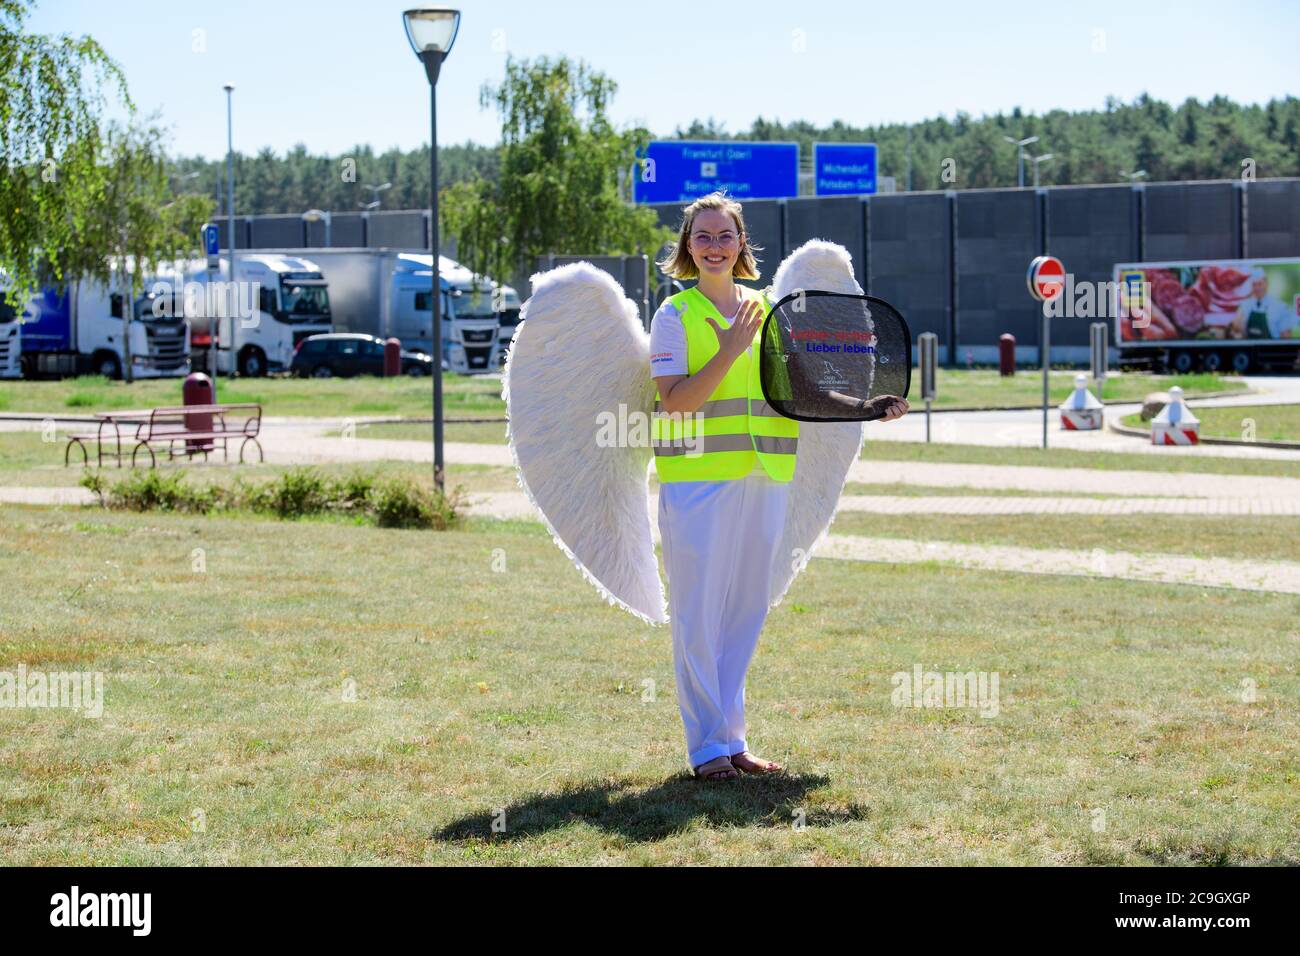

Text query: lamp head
(403, 8), (461, 84)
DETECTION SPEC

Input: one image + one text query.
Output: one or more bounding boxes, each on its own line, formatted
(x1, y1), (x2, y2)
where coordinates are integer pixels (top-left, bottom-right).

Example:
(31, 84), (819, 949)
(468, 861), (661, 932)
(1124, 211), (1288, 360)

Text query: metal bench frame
(65, 404), (263, 468)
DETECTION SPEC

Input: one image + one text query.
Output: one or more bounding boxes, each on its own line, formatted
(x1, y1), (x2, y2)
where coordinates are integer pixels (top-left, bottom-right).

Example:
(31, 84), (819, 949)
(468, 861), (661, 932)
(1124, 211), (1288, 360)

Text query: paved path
(0, 486), (96, 506)
(817, 535), (1300, 596)
(7, 478), (1296, 596)
(460, 488), (1300, 520)
(844, 460), (1300, 499)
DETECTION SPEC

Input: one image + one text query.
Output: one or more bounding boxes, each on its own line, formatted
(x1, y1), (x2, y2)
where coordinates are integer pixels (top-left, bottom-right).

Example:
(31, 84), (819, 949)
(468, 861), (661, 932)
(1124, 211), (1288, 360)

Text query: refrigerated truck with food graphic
(149, 254), (333, 376)
(1, 273), (189, 379)
(1113, 257), (1300, 373)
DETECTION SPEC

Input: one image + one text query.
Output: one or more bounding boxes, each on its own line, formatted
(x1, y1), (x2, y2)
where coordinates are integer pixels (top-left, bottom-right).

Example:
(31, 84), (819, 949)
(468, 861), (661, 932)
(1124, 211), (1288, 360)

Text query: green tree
(442, 55), (671, 290)
(0, 0), (129, 299)
(76, 122), (212, 382)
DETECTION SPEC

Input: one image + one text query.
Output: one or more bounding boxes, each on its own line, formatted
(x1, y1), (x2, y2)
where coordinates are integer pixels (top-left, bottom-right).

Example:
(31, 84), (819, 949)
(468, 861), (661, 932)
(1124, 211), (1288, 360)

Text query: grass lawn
(0, 374), (505, 420)
(0, 430), (516, 491)
(0, 505), (1296, 865)
(924, 369), (1240, 409)
(0, 369), (1242, 421)
(1121, 404), (1300, 444)
(832, 512), (1300, 564)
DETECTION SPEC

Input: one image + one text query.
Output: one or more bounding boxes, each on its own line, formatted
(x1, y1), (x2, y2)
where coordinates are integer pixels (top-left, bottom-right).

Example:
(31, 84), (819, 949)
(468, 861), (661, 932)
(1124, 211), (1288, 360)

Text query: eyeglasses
(690, 230), (739, 249)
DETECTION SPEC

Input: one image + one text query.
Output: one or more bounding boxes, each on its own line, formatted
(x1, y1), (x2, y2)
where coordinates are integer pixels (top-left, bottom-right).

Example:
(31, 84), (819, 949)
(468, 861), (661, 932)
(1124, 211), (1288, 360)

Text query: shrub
(245, 468), (331, 518)
(372, 479), (465, 530)
(79, 470), (106, 506)
(105, 468), (216, 513)
(335, 471), (377, 510)
(85, 466), (460, 530)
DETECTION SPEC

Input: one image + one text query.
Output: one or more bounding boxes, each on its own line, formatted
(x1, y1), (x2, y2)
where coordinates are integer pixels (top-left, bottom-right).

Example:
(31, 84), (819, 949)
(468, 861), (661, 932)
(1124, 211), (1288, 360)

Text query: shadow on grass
(434, 772), (864, 844)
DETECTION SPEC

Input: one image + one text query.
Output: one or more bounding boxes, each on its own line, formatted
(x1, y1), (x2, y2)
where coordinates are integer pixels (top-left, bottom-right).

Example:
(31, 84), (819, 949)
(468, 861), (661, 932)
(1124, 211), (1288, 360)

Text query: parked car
(290, 333), (436, 378)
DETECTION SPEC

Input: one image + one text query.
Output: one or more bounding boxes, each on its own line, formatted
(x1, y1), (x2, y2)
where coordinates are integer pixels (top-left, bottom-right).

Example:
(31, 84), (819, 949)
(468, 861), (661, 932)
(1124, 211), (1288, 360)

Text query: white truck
(2, 273), (189, 379)
(151, 253), (333, 376)
(265, 248), (520, 374)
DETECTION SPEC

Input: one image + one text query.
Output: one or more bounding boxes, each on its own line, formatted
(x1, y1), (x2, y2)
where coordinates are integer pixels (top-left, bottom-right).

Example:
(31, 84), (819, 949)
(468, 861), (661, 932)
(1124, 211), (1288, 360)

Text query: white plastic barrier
(1059, 373), (1103, 430)
(1151, 385), (1200, 445)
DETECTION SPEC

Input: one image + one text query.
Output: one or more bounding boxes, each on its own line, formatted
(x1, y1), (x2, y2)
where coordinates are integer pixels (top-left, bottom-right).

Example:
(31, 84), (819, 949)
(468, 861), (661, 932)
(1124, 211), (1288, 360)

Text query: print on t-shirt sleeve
(648, 300), (688, 377)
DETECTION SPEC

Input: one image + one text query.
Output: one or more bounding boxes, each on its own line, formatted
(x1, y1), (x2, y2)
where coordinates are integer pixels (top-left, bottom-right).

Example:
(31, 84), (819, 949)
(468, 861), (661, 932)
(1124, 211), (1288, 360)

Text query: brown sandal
(730, 751), (784, 774)
(693, 756), (739, 782)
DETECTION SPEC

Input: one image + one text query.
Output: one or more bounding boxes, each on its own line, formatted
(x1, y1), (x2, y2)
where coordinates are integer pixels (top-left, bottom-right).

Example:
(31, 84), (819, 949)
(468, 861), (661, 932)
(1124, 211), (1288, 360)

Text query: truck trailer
(262, 248), (519, 375)
(3, 273), (189, 379)
(1114, 256), (1300, 373)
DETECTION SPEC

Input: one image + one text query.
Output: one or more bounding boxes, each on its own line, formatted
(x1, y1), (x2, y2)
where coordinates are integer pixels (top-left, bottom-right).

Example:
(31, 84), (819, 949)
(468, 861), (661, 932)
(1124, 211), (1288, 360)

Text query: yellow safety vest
(651, 285), (799, 483)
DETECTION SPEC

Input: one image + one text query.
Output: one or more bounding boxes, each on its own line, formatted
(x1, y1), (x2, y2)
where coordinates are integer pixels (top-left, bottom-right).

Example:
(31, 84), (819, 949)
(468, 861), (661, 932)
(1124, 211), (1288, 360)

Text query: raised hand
(705, 298), (765, 361)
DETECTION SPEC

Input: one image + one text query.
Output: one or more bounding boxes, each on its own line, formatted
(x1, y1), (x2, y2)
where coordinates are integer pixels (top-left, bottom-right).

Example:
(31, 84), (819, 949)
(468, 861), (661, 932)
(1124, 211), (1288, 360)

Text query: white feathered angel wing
(502, 261), (667, 624)
(767, 240), (868, 608)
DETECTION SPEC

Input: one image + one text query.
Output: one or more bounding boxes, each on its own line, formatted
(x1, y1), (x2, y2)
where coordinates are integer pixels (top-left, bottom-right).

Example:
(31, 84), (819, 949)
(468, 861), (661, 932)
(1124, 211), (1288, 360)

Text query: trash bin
(384, 337), (402, 377)
(998, 334), (1016, 377)
(183, 372), (214, 453)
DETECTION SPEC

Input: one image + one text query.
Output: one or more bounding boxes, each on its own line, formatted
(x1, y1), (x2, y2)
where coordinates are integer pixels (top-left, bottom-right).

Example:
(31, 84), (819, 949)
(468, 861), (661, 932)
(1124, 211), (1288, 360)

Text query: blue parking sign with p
(202, 223), (220, 269)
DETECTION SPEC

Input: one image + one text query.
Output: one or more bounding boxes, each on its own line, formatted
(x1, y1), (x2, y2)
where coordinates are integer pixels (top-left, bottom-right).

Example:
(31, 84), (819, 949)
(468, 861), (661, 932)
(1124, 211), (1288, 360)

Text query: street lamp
(403, 7), (460, 493)
(220, 82), (236, 400)
(302, 208), (332, 247)
(1120, 169), (1148, 183)
(1030, 152), (1053, 188)
(361, 182), (392, 211)
(1003, 134), (1039, 188)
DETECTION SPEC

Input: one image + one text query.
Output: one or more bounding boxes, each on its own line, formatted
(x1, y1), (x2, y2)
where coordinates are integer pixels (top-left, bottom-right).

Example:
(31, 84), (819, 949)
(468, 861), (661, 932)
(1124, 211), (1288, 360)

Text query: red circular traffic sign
(1027, 255), (1065, 301)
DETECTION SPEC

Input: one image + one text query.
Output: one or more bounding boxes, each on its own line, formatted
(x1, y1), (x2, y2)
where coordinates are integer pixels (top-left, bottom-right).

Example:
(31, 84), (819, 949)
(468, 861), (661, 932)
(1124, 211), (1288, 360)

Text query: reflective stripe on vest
(651, 286), (798, 483)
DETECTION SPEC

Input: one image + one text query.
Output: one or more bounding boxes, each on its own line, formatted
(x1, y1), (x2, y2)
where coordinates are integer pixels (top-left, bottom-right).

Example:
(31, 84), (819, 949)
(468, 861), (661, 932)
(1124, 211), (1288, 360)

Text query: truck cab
(162, 254), (332, 376)
(0, 288), (22, 379)
(7, 273), (189, 379)
(389, 254), (503, 374)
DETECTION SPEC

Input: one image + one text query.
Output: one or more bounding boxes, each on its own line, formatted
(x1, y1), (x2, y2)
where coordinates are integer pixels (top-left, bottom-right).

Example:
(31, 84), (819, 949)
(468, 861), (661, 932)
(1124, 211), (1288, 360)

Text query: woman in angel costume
(504, 191), (908, 782)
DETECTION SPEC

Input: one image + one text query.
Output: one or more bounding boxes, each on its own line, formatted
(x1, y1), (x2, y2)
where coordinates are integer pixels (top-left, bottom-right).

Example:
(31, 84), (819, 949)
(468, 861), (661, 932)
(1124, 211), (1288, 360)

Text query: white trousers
(658, 470), (789, 768)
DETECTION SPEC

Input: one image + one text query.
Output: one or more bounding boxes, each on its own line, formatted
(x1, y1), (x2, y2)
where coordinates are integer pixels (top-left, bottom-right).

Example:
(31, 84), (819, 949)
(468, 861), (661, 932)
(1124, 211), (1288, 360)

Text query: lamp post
(1120, 169), (1148, 183)
(1003, 134), (1039, 188)
(362, 182), (392, 211)
(403, 7), (460, 494)
(221, 82), (236, 401)
(1030, 152), (1053, 188)
(302, 208), (332, 247)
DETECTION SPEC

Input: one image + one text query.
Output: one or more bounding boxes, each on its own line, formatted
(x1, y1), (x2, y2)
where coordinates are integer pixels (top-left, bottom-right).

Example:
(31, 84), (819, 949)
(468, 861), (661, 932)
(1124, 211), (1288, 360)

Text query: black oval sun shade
(759, 290), (912, 422)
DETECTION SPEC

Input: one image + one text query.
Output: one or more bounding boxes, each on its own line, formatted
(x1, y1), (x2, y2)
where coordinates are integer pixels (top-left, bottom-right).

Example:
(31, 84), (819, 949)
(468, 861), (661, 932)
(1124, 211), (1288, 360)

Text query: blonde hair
(656, 190), (762, 281)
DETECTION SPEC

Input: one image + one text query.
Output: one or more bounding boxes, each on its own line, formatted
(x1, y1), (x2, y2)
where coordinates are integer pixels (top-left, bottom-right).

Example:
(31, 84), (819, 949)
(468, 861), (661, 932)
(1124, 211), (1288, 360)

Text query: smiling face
(686, 208), (744, 278)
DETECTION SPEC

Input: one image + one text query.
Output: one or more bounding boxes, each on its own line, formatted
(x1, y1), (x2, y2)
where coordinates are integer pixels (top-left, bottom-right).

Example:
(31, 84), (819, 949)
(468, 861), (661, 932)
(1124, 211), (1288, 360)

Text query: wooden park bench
(65, 403), (264, 468)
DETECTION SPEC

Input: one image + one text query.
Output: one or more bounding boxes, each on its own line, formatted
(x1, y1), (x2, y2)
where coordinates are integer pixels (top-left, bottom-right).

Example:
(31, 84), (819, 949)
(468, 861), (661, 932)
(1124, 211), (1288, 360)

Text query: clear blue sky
(27, 0), (1300, 159)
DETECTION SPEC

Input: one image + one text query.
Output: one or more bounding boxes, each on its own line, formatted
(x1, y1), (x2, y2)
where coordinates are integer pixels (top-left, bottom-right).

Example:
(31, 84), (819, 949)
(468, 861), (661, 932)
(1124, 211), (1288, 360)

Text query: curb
(1107, 418), (1300, 450)
(933, 386), (1255, 413)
